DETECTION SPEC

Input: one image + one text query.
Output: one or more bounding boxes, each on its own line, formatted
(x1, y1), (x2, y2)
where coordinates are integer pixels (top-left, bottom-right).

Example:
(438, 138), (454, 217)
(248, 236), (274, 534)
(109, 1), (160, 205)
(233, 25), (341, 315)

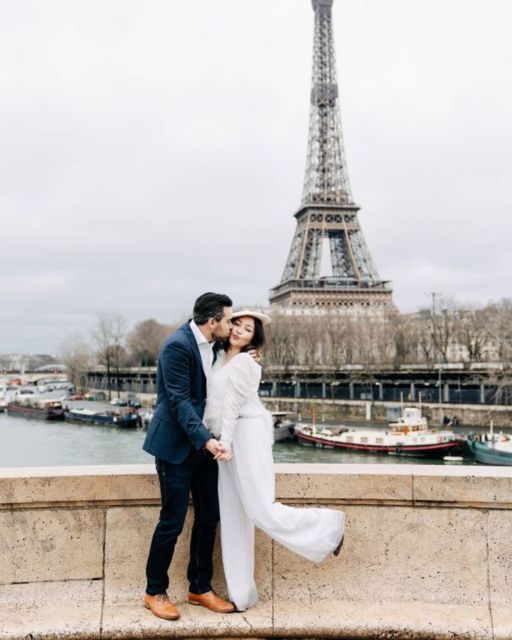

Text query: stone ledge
(2, 464), (512, 511)
(0, 580), (102, 640)
(102, 599), (273, 639)
(1, 581), (509, 640)
(273, 600), (496, 639)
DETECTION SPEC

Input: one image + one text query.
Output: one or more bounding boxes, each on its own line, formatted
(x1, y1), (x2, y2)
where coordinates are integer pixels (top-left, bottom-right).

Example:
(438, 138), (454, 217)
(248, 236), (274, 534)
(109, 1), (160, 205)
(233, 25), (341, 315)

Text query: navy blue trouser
(145, 448), (219, 595)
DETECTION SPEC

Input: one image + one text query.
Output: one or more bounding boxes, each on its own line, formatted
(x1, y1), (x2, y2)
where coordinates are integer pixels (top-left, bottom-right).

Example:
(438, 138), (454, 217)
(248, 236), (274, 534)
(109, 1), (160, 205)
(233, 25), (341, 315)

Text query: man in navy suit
(143, 292), (235, 620)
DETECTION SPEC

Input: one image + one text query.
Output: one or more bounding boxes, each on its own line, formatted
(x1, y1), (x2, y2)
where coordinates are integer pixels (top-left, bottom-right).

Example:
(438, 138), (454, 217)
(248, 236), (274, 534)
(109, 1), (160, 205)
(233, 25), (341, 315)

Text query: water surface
(0, 406), (481, 468)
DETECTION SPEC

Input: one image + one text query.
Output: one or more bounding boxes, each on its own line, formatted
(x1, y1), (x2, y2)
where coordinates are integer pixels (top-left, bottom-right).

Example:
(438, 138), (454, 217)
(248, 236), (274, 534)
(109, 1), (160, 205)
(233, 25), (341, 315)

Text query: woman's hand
(216, 443), (232, 462)
(248, 348), (263, 364)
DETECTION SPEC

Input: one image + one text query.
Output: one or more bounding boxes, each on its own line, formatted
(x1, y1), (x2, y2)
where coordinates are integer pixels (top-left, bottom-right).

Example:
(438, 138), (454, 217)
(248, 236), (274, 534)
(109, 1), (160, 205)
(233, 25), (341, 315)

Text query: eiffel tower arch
(269, 0), (395, 314)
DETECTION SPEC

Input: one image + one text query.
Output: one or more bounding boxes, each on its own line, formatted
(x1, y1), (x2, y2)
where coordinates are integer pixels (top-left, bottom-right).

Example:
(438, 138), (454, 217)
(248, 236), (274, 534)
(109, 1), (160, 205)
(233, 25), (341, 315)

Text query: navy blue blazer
(143, 322), (213, 464)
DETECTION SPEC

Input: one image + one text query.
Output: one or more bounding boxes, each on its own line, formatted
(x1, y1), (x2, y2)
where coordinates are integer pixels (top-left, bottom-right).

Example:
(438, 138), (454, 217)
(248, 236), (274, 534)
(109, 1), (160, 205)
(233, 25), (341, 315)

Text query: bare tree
(263, 298), (510, 376)
(323, 314), (355, 367)
(92, 313), (128, 400)
(415, 308), (435, 363)
(60, 334), (92, 392)
(264, 314), (301, 370)
(486, 299), (512, 402)
(413, 302), (456, 363)
(390, 314), (418, 366)
(455, 308), (491, 362)
(127, 319), (174, 367)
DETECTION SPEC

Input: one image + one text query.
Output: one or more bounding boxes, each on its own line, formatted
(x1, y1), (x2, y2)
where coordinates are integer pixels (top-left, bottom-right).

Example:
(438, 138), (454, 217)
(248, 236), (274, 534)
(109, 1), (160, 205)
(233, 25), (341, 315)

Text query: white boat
(0, 385), (7, 412)
(295, 406), (461, 457)
(140, 410), (154, 431)
(271, 411), (296, 442)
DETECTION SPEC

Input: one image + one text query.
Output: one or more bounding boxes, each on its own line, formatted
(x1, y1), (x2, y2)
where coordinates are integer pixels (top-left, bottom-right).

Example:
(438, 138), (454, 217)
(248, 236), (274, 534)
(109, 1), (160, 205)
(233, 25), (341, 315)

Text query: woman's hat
(231, 309), (272, 325)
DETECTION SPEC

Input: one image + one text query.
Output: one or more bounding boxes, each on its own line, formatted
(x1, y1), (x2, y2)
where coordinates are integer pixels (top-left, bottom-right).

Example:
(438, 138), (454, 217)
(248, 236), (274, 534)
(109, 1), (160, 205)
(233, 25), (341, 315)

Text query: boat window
(361, 437), (368, 444)
(346, 436), (353, 443)
(376, 438), (383, 444)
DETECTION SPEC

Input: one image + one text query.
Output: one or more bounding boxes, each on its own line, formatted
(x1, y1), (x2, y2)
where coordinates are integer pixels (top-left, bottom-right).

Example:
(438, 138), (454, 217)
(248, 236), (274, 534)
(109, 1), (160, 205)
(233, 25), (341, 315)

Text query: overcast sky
(1, 0), (511, 354)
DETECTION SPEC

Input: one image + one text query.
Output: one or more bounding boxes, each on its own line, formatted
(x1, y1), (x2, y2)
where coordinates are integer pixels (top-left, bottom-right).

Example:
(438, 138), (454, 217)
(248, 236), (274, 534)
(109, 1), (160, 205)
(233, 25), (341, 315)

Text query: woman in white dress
(204, 309), (345, 612)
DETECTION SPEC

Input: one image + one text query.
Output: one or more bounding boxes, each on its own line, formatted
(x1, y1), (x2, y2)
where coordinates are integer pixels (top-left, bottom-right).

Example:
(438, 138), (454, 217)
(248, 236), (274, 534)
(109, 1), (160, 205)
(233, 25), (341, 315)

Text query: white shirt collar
(190, 320), (210, 347)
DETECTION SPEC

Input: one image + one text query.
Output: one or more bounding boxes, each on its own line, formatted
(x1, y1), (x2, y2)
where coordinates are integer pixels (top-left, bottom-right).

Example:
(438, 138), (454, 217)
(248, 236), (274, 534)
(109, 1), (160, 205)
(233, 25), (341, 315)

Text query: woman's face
(229, 316), (255, 349)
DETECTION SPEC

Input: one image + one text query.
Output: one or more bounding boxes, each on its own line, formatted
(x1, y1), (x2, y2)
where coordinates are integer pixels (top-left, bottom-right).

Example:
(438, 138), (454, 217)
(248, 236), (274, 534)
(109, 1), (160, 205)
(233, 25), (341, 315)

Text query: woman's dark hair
(244, 317), (265, 352)
(213, 316), (265, 356)
(193, 292), (232, 325)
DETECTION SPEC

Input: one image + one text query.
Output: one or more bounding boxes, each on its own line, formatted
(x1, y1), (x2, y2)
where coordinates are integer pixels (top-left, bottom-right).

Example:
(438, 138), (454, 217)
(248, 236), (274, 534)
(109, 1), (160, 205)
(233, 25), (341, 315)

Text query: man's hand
(248, 348), (263, 365)
(204, 438), (226, 457)
(216, 444), (232, 462)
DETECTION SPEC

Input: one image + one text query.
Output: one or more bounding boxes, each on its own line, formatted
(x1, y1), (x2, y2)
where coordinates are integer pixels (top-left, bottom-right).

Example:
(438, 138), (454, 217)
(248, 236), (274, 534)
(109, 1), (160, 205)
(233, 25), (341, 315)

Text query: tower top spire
(302, 0), (353, 206)
(312, 0), (333, 10)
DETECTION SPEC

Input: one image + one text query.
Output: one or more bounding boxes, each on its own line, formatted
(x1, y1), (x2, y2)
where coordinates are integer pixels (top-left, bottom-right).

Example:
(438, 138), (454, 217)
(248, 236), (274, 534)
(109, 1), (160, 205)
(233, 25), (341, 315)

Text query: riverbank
(265, 397), (512, 428)
(98, 389), (512, 428)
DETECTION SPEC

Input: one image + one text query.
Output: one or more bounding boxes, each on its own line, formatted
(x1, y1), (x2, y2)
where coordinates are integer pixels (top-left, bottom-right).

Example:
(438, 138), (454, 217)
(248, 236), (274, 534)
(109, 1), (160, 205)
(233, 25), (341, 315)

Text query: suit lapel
(181, 322), (207, 383)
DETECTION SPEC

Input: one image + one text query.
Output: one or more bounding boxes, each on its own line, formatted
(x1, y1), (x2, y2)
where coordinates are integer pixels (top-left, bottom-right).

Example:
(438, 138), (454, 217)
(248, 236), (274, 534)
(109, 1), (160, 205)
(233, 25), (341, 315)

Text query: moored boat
(65, 407), (139, 428)
(140, 410), (153, 431)
(466, 422), (512, 465)
(7, 397), (65, 420)
(295, 407), (460, 457)
(0, 384), (7, 412)
(271, 411), (296, 442)
(466, 438), (512, 465)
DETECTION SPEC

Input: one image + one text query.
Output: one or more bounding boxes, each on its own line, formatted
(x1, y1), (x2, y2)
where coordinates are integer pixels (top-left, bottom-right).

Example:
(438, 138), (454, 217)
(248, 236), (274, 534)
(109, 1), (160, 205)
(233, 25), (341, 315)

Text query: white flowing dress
(204, 352), (345, 611)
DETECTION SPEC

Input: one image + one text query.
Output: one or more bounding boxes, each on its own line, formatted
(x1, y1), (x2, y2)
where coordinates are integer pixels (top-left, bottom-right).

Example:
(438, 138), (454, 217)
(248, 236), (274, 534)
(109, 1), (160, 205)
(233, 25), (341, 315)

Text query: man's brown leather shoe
(188, 591), (235, 613)
(144, 593), (180, 620)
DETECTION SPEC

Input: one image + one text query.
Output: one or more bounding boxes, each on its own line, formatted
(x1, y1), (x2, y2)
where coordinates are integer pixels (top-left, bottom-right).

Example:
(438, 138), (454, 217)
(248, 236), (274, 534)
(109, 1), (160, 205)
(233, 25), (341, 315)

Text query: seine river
(0, 405), (482, 468)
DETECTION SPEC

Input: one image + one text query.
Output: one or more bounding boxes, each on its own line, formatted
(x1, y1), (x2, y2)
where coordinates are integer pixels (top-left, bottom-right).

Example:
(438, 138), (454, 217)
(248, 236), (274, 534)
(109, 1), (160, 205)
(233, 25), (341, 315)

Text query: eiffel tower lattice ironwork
(269, 0), (394, 312)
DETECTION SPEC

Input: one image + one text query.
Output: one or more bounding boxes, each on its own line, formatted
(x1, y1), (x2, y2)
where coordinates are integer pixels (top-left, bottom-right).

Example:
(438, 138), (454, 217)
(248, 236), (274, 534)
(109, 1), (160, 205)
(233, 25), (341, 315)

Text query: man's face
(211, 306), (233, 340)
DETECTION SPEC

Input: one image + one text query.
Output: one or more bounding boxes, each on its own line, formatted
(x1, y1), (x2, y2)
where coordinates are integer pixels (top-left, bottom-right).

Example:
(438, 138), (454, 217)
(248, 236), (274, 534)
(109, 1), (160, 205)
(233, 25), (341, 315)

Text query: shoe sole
(143, 602), (180, 620)
(333, 512), (346, 557)
(333, 534), (344, 556)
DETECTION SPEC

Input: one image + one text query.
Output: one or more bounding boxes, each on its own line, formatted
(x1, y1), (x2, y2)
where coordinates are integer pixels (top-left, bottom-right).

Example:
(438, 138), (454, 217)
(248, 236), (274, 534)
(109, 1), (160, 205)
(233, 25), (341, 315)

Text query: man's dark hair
(193, 292), (233, 325)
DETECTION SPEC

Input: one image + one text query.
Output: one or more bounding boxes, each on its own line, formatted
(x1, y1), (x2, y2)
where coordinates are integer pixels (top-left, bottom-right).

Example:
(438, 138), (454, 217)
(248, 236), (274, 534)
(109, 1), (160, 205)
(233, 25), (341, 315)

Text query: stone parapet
(0, 464), (511, 639)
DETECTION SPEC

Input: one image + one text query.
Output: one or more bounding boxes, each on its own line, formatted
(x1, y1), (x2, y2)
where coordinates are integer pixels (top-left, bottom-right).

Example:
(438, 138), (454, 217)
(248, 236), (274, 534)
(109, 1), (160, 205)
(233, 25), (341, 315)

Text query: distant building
(0, 354), (61, 373)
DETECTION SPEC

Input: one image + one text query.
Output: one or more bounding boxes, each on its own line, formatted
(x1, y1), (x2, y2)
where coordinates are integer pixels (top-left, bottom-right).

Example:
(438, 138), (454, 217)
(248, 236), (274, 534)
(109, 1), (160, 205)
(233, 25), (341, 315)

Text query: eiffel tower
(269, 0), (394, 313)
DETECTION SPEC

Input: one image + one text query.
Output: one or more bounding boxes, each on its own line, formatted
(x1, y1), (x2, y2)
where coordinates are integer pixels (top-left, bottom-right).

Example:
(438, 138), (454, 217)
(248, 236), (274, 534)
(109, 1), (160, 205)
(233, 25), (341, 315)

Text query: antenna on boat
(311, 401), (317, 436)
(490, 419), (494, 439)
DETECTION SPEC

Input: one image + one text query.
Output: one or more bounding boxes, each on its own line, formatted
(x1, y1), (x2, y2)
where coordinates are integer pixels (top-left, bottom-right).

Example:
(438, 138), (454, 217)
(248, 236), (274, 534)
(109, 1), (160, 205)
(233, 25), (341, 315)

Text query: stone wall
(0, 464), (511, 639)
(264, 397), (512, 428)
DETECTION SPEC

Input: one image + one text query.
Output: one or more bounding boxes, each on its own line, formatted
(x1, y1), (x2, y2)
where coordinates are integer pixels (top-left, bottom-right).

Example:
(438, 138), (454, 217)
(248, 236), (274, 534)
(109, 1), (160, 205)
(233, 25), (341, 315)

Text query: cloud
(1, 0), (511, 352)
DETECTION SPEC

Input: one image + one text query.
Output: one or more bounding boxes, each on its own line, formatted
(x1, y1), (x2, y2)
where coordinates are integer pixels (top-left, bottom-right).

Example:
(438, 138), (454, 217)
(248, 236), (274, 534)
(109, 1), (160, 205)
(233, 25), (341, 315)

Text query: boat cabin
(389, 407), (428, 433)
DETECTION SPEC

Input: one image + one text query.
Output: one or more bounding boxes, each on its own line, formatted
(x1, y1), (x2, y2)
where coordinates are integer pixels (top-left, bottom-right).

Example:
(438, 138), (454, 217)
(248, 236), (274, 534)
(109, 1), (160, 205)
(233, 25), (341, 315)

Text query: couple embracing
(142, 292), (345, 619)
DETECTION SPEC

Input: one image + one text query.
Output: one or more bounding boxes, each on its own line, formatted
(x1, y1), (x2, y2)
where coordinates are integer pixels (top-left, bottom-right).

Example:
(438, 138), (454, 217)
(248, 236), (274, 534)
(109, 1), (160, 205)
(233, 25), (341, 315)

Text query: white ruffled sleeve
(220, 353), (261, 448)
